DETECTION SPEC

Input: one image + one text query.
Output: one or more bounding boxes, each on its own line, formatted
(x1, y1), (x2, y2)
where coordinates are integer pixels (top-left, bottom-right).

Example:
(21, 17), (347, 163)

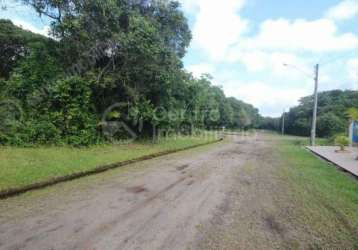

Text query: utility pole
(281, 110), (285, 135)
(310, 64), (319, 146)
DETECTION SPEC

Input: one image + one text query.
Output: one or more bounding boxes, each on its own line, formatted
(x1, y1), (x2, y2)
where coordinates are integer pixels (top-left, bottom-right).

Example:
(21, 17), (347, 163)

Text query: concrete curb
(305, 146), (357, 178)
(0, 139), (223, 200)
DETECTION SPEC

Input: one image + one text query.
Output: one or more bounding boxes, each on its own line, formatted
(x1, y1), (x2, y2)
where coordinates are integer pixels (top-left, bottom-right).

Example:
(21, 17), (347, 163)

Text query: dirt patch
(236, 140), (248, 145)
(219, 148), (244, 156)
(195, 134), (313, 250)
(45, 225), (64, 233)
(126, 185), (148, 194)
(240, 178), (251, 186)
(73, 225), (85, 233)
(176, 164), (190, 171)
(186, 180), (195, 186)
(263, 214), (285, 235)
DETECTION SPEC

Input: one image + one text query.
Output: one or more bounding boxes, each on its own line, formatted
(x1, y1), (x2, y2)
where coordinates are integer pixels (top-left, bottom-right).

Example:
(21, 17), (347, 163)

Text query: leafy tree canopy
(261, 90), (358, 138)
(0, 0), (261, 146)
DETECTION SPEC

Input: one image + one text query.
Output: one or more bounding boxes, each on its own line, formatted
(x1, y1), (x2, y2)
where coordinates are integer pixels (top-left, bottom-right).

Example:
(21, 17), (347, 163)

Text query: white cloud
(188, 0), (248, 61)
(326, 0), (358, 21)
(244, 18), (358, 52)
(227, 50), (268, 72)
(181, 1), (358, 116)
(179, 0), (199, 13)
(185, 0), (358, 62)
(13, 19), (50, 37)
(346, 59), (358, 89)
(223, 80), (310, 116)
(347, 58), (358, 79)
(227, 48), (315, 84)
(186, 63), (215, 77)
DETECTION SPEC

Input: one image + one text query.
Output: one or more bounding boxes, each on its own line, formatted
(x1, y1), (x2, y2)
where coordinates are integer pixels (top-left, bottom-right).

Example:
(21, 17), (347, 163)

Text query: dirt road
(0, 134), (313, 249)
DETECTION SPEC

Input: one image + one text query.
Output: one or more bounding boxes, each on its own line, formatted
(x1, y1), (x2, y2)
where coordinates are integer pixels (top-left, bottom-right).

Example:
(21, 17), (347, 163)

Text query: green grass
(0, 136), (217, 192)
(278, 136), (358, 248)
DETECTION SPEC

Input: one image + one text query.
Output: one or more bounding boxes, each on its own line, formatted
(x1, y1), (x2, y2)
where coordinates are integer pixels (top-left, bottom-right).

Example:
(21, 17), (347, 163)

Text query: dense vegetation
(261, 90), (358, 138)
(0, 0), (260, 146)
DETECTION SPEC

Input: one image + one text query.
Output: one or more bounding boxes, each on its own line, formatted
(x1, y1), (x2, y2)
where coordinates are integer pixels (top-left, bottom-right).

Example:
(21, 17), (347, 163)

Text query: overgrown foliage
(0, 1), (260, 146)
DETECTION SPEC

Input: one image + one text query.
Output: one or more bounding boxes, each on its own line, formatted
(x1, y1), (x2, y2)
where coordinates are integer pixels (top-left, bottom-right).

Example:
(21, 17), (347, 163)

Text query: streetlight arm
(283, 63), (315, 79)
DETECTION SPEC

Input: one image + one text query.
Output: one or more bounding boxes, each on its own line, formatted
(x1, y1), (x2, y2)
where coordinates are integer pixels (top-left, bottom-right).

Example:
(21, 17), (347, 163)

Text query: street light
(283, 63), (319, 146)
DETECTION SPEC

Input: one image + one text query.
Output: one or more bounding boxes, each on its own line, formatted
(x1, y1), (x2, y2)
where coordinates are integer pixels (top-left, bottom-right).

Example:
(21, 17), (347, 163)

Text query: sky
(1, 0), (358, 117)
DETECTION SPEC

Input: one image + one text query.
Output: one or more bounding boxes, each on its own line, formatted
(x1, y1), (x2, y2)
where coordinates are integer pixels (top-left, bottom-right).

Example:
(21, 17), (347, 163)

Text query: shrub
(334, 135), (349, 151)
(317, 113), (346, 138)
(347, 108), (358, 120)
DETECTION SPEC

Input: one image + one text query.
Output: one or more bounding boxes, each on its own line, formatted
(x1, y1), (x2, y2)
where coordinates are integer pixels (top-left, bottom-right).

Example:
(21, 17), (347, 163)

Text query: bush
(28, 120), (62, 144)
(334, 135), (349, 151)
(0, 76), (101, 146)
(317, 113), (346, 138)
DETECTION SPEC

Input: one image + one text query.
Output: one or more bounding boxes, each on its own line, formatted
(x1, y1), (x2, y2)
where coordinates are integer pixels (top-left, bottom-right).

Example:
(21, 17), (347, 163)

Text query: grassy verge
(0, 136), (217, 193)
(278, 136), (358, 248)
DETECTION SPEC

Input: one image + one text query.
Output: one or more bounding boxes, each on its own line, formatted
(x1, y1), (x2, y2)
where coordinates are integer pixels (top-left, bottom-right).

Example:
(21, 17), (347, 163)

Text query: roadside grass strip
(0, 137), (221, 198)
